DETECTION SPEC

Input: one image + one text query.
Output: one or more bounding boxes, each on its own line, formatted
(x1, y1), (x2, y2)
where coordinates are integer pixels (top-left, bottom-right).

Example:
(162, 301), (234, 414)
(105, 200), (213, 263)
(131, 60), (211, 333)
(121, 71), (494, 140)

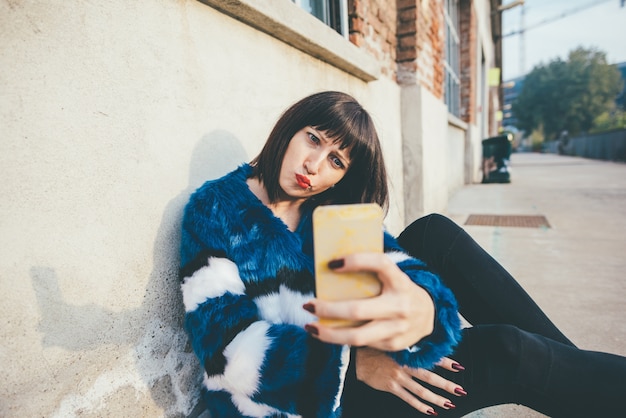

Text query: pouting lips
(295, 174), (311, 189)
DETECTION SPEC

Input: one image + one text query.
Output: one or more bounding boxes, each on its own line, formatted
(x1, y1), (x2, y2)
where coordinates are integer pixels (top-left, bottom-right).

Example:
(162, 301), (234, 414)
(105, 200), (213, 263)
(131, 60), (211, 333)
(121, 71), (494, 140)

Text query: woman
(180, 91), (625, 417)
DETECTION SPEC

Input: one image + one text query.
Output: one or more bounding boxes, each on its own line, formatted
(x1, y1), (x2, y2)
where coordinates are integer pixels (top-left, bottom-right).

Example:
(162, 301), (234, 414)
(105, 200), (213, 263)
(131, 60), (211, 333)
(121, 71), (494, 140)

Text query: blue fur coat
(179, 164), (461, 417)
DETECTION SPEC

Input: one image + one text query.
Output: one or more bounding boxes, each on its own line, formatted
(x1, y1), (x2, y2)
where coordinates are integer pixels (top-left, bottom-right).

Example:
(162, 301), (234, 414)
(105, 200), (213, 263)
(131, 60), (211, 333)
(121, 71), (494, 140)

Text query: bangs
(312, 108), (375, 162)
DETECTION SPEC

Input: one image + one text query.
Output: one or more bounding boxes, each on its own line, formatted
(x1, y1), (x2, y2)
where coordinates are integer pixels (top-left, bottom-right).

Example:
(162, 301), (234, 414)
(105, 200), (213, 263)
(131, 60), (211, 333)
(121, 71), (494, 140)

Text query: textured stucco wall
(0, 0), (404, 416)
(447, 124), (467, 195)
(401, 83), (450, 222)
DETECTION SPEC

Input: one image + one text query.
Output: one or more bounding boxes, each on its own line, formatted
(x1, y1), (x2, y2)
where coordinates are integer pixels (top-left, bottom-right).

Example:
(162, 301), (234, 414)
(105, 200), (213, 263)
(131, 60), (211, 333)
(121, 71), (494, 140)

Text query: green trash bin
(481, 133), (512, 183)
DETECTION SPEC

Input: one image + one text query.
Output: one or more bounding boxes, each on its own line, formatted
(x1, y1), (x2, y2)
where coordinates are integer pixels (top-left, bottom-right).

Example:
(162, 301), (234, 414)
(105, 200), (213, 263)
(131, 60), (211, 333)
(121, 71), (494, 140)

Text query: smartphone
(312, 203), (383, 328)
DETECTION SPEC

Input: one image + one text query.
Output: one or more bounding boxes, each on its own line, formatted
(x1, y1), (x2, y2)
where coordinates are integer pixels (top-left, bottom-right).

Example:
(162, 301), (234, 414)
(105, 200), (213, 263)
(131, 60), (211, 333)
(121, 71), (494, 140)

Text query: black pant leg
(397, 214), (575, 347)
(441, 325), (626, 418)
(341, 325), (626, 418)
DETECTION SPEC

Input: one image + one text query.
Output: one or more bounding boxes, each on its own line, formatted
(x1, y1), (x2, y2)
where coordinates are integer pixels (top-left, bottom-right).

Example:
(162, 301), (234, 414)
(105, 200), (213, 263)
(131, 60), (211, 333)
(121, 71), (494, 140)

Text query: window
(293, 0), (348, 37)
(444, 0), (461, 117)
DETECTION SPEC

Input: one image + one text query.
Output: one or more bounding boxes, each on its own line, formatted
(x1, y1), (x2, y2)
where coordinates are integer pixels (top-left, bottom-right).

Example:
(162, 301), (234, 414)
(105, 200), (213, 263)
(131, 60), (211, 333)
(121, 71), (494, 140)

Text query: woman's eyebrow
(310, 126), (350, 165)
(309, 126), (329, 142)
(333, 145), (351, 167)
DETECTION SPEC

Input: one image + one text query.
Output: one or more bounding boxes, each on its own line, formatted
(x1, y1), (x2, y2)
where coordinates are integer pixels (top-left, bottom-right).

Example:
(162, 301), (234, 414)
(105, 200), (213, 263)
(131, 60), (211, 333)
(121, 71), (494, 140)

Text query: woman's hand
(355, 348), (467, 415)
(303, 253), (435, 351)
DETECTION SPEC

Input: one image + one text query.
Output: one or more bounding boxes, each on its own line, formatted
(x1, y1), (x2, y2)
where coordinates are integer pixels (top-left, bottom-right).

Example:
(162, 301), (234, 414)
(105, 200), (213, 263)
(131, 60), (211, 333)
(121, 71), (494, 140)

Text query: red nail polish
(452, 362), (465, 371)
(328, 259), (345, 269)
(305, 324), (319, 336)
(444, 401), (456, 409)
(454, 387), (467, 396)
(303, 303), (315, 314)
(427, 409), (438, 416)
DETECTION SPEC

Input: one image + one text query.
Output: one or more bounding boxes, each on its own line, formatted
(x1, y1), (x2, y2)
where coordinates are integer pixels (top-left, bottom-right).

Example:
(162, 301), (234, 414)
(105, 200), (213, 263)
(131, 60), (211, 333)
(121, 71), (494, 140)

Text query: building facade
(0, 0), (502, 416)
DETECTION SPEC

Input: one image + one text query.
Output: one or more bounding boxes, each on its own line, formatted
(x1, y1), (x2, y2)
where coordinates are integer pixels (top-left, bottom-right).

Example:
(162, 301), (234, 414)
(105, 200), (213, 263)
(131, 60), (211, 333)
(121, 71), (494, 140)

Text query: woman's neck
(246, 178), (303, 232)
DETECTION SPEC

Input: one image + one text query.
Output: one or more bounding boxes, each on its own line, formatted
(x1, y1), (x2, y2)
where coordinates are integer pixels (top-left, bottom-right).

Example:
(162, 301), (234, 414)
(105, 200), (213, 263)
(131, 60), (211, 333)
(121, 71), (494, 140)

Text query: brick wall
(348, 0), (476, 112)
(348, 0), (398, 79)
(459, 0), (476, 124)
(396, 0), (445, 99)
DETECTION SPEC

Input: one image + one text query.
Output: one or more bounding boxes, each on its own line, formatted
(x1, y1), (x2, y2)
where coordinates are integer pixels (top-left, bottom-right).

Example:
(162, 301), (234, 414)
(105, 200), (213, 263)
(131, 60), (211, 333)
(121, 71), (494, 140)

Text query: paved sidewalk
(446, 152), (626, 417)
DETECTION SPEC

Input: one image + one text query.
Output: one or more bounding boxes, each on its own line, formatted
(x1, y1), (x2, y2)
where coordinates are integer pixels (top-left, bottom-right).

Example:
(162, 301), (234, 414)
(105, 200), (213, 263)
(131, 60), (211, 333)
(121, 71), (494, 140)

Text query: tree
(512, 47), (623, 140)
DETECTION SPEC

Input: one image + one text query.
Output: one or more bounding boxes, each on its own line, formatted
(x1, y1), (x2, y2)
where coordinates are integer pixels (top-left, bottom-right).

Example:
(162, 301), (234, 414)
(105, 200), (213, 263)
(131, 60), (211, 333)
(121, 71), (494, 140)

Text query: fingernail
(305, 324), (319, 336)
(427, 409), (438, 416)
(452, 362), (465, 371)
(444, 401), (456, 409)
(454, 387), (467, 396)
(328, 259), (345, 269)
(303, 303), (315, 314)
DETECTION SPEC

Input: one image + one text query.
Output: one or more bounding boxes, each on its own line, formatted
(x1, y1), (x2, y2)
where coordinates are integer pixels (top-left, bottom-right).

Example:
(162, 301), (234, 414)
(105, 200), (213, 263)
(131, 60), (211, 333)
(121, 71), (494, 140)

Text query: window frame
(444, 0), (461, 118)
(292, 0), (348, 37)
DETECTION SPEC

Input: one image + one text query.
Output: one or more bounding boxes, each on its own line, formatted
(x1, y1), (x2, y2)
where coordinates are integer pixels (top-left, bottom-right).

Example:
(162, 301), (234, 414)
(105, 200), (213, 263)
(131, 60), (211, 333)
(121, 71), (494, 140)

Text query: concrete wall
(0, 0), (405, 416)
(465, 123), (485, 183)
(447, 123), (467, 195)
(400, 83), (492, 222)
(401, 84), (449, 221)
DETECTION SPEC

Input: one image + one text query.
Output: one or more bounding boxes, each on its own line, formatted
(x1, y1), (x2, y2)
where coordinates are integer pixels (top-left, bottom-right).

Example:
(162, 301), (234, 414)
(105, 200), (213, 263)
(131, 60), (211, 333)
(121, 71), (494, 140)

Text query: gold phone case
(313, 203), (383, 328)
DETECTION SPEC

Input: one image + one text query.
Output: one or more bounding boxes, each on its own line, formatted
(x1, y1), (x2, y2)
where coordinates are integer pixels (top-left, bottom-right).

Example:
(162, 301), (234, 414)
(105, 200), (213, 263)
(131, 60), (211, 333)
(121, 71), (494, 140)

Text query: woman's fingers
(355, 348), (457, 415)
(311, 318), (406, 350)
(311, 294), (407, 322)
(410, 366), (465, 398)
(305, 252), (436, 349)
(327, 253), (407, 288)
(397, 368), (457, 413)
(387, 384), (441, 415)
(308, 293), (434, 350)
(435, 356), (466, 373)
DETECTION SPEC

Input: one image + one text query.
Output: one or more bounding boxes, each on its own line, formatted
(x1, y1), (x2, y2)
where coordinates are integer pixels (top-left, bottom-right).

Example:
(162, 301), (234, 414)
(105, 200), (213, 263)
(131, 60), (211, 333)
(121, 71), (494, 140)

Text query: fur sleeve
(382, 232), (462, 369)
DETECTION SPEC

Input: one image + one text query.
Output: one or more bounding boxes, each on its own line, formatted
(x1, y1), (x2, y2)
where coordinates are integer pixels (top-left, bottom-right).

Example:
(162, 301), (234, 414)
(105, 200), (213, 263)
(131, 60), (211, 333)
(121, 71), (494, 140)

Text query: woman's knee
(398, 214), (464, 261)
(404, 213), (456, 232)
(399, 214), (459, 245)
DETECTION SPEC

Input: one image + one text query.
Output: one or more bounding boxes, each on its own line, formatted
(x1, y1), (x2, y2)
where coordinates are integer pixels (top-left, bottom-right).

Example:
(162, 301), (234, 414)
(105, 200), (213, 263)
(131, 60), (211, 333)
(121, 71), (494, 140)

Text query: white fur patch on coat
(205, 321), (271, 397)
(333, 345), (351, 412)
(203, 321), (291, 417)
(181, 257), (245, 312)
(254, 286), (315, 326)
(230, 392), (300, 418)
(386, 250), (411, 264)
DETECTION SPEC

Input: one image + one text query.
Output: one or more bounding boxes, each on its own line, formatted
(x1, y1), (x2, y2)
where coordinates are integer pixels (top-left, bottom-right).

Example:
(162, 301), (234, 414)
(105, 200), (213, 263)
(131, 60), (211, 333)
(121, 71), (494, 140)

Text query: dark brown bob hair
(250, 91), (389, 213)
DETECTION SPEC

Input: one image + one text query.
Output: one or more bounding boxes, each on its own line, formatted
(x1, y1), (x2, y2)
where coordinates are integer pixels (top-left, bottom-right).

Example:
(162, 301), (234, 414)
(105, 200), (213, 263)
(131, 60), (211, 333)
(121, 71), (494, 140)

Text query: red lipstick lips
(295, 174), (311, 189)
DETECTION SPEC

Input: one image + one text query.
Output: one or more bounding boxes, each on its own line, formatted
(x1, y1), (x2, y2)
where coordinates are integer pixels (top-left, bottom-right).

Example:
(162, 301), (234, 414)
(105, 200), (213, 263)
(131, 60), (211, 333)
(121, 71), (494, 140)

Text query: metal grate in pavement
(464, 214), (551, 228)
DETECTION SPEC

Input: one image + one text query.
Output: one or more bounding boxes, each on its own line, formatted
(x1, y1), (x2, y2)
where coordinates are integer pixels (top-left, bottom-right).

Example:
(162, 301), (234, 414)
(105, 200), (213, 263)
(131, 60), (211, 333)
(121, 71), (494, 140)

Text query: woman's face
(278, 126), (351, 201)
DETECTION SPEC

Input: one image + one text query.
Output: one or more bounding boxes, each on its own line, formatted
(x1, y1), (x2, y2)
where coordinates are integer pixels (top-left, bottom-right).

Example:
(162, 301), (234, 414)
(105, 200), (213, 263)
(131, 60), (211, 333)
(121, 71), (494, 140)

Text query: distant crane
(503, 0), (616, 75)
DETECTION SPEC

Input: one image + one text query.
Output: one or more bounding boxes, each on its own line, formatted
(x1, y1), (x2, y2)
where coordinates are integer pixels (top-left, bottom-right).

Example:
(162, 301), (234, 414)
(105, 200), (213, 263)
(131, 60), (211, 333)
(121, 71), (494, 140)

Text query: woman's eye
(308, 133), (320, 144)
(331, 156), (345, 169)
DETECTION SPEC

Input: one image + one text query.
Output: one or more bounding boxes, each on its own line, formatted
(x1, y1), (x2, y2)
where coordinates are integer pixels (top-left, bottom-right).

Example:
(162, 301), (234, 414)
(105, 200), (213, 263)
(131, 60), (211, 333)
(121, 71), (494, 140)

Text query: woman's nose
(304, 154), (323, 174)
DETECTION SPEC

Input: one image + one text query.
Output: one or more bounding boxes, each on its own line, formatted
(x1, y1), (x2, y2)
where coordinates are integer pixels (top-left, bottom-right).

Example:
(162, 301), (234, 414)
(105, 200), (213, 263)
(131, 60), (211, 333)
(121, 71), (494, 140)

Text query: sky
(501, 0), (626, 81)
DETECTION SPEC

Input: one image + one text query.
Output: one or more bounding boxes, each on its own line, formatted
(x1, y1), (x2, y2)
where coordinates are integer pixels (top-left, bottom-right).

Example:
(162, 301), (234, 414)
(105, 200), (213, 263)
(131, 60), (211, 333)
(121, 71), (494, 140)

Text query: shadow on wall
(30, 131), (248, 417)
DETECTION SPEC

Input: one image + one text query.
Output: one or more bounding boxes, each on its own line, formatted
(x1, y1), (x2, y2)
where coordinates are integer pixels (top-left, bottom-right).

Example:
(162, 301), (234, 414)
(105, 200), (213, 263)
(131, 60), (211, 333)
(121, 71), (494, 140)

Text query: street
(447, 152), (626, 417)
